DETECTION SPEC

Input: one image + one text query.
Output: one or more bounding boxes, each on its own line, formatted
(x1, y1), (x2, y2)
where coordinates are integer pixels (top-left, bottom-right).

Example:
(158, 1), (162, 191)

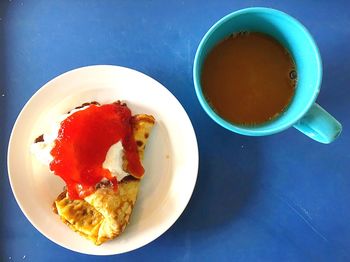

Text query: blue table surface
(1, 1), (349, 261)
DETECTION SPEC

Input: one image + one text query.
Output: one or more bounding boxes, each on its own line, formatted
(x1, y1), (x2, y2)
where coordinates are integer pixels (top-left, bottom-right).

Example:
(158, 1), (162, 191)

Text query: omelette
(33, 103), (155, 245)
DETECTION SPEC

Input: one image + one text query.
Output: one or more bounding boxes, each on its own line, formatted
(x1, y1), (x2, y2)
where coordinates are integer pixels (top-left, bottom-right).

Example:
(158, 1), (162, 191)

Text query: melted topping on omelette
(49, 102), (144, 200)
(53, 113), (155, 245)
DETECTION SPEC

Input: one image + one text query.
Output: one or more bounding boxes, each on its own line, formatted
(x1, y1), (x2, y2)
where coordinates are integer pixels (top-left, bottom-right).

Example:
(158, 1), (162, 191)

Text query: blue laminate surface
(1, 1), (349, 261)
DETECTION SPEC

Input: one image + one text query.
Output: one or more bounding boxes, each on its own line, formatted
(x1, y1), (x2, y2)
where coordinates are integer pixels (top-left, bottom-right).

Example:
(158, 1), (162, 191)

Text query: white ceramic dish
(7, 65), (198, 255)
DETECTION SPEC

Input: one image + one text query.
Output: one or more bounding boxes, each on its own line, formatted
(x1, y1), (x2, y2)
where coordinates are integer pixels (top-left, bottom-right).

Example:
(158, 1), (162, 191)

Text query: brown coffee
(201, 32), (296, 126)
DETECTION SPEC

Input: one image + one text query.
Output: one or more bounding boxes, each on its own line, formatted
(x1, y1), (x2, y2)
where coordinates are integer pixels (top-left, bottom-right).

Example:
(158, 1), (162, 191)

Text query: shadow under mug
(193, 7), (342, 144)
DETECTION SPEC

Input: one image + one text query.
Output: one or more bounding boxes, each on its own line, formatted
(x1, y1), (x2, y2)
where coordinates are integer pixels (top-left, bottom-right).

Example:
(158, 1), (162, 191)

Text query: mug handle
(293, 103), (342, 144)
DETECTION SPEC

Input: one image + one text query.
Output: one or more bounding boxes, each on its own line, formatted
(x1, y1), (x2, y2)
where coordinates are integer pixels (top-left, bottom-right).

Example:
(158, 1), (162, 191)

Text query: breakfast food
(31, 101), (155, 245)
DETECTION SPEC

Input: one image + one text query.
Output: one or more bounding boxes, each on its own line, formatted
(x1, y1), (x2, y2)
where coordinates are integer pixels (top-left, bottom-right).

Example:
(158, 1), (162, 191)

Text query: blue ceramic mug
(193, 7), (342, 144)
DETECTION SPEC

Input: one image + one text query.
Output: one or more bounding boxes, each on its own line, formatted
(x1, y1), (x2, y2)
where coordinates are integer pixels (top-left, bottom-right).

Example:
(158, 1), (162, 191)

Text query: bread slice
(54, 114), (155, 245)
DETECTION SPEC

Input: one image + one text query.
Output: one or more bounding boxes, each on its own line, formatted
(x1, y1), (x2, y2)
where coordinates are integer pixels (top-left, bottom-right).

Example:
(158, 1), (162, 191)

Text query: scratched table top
(1, 1), (349, 261)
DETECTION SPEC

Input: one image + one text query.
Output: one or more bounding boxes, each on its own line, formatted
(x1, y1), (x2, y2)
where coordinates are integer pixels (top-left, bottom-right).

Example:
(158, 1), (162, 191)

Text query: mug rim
(193, 7), (323, 136)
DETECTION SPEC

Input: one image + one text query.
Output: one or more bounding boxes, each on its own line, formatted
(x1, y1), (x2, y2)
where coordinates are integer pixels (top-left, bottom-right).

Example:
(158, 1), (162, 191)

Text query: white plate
(7, 65), (198, 255)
